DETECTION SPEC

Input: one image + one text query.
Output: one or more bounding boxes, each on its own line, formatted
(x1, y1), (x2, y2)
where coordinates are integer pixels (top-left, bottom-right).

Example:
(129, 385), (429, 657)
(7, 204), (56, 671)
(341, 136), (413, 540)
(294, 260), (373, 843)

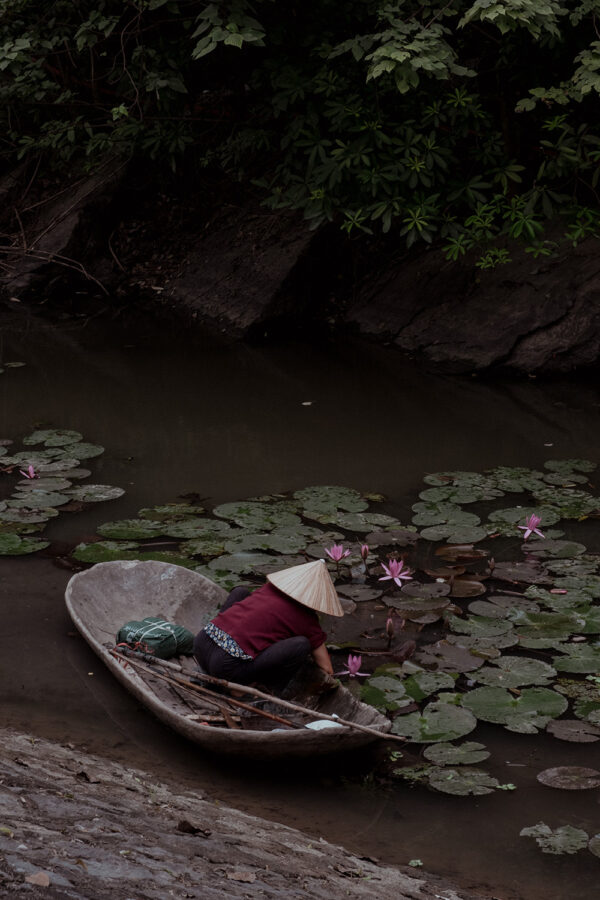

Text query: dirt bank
(0, 728), (489, 900)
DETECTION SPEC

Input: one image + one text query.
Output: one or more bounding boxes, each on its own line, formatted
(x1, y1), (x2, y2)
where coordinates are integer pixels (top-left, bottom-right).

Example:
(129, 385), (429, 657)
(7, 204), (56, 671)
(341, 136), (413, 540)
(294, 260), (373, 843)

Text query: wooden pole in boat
(111, 646), (405, 744)
(110, 650), (303, 729)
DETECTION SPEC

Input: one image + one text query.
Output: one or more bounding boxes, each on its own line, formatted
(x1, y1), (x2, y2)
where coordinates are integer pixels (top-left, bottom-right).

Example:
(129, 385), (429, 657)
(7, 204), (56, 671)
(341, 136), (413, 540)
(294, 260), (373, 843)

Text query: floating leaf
(427, 767), (500, 796)
(487, 506), (560, 537)
(537, 767), (600, 790)
(0, 507), (59, 524)
(526, 539), (587, 559)
(337, 584), (383, 603)
(468, 595), (540, 619)
(508, 609), (582, 647)
(520, 823), (589, 855)
(293, 485), (368, 515)
(547, 719), (600, 742)
(450, 577), (486, 598)
(474, 656), (556, 689)
(446, 632), (519, 653)
(533, 487), (599, 518)
(16, 477), (72, 491)
(37, 459), (81, 474)
(447, 614), (514, 639)
(0, 533), (50, 555)
(424, 741), (490, 766)
(207, 552), (275, 575)
(138, 504), (206, 520)
(403, 671), (456, 701)
(365, 529), (419, 547)
(402, 581), (450, 599)
(174, 538), (225, 559)
(72, 541), (140, 563)
(415, 641), (484, 673)
(98, 518), (165, 539)
(314, 511), (402, 531)
(213, 500), (300, 530)
(552, 644), (600, 674)
(544, 458), (596, 473)
(486, 466), (546, 493)
(390, 701), (477, 743)
(66, 485), (125, 503)
(462, 686), (568, 733)
(8, 491), (71, 508)
(22, 429), (83, 447)
(224, 530), (309, 554)
(361, 675), (410, 712)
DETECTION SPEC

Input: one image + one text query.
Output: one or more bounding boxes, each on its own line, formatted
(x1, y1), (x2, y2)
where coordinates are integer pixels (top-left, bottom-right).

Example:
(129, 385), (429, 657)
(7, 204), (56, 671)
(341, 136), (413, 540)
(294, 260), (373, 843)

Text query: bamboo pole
(111, 646), (404, 744)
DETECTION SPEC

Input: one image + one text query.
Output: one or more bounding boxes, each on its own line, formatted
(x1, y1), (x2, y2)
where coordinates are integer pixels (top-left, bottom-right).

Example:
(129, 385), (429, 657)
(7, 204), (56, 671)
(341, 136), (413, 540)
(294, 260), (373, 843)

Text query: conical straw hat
(268, 559), (344, 617)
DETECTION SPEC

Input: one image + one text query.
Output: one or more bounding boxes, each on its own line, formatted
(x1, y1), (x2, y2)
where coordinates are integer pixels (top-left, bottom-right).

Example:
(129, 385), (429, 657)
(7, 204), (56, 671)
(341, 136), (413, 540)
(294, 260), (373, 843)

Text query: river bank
(0, 728), (486, 900)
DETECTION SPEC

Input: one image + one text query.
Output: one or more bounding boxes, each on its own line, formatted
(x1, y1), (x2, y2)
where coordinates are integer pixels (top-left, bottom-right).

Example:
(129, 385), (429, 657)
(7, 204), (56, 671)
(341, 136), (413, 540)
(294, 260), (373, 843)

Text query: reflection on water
(1, 309), (600, 900)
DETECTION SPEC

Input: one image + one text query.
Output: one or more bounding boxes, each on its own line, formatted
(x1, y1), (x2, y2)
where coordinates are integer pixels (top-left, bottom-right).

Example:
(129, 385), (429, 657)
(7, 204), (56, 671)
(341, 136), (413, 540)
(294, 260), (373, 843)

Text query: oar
(110, 649), (302, 729)
(111, 646), (404, 744)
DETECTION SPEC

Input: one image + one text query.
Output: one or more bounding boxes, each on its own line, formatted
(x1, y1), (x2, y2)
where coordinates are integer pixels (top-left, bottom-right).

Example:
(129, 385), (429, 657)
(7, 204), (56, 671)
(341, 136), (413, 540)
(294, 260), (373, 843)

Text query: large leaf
(423, 741), (490, 766)
(390, 700), (477, 742)
(427, 767), (500, 796)
(520, 823), (589, 855)
(462, 686), (567, 733)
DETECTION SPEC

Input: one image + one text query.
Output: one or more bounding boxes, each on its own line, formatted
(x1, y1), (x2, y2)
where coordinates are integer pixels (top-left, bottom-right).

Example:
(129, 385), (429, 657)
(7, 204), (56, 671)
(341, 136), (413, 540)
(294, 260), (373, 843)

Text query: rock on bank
(0, 728), (486, 900)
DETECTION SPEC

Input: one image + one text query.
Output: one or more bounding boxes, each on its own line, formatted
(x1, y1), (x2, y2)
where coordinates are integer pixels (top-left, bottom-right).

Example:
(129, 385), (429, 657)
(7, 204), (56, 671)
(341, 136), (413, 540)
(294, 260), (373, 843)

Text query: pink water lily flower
(379, 558), (413, 587)
(335, 654), (368, 678)
(325, 543), (351, 562)
(518, 514), (544, 541)
(19, 465), (38, 479)
(360, 544), (370, 561)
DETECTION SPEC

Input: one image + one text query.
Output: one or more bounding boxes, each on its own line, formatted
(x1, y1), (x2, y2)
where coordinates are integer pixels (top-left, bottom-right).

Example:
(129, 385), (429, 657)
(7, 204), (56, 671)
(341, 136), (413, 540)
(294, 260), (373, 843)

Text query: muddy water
(1, 308), (600, 899)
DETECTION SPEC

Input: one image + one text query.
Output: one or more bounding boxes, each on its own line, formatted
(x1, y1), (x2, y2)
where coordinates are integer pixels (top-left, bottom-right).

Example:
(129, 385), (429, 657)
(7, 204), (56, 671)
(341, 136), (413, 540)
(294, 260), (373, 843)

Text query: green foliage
(1, 0), (600, 256)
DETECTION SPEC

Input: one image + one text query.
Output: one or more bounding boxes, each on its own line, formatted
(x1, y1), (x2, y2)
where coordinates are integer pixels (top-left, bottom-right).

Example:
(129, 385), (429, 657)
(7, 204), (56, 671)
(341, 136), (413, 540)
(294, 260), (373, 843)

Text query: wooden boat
(65, 559), (391, 758)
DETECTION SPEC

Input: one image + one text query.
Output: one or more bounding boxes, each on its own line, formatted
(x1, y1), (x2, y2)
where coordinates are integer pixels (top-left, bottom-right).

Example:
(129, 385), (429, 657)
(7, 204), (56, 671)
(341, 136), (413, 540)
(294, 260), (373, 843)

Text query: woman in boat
(193, 559), (343, 691)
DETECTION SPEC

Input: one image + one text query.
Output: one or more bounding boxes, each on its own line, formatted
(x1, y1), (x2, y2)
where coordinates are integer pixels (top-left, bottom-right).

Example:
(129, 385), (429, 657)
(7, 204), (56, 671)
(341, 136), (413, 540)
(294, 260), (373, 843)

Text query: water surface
(1, 308), (599, 899)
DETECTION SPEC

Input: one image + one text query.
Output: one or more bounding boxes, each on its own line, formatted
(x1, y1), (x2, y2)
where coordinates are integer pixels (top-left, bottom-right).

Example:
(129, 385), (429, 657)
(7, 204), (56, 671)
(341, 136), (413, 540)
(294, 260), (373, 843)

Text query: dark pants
(193, 586), (311, 689)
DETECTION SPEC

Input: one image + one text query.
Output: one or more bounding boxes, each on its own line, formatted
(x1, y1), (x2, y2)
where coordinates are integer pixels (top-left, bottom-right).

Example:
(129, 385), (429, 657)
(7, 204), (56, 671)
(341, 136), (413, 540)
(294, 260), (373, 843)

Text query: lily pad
(207, 552), (275, 575)
(37, 459), (81, 474)
(589, 834), (600, 858)
(462, 686), (568, 733)
(486, 466), (546, 493)
(360, 675), (410, 712)
(138, 504), (206, 520)
(401, 581), (451, 599)
(415, 641), (484, 673)
(72, 541), (140, 563)
(419, 525), (488, 543)
(542, 472), (589, 486)
(487, 506), (560, 537)
(0, 533), (50, 555)
(435, 544), (489, 561)
(537, 766), (600, 790)
(546, 719), (600, 742)
(293, 486), (368, 515)
(533, 487), (599, 518)
(213, 500), (300, 530)
(337, 584), (383, 603)
(16, 477), (72, 492)
(56, 442), (104, 460)
(526, 539), (587, 559)
(468, 596), (540, 619)
(446, 632), (519, 653)
(447, 614), (514, 639)
(450, 577), (486, 598)
(403, 671), (456, 701)
(427, 767), (500, 796)
(8, 491), (71, 508)
(22, 429), (83, 447)
(520, 823), (589, 855)
(224, 530), (309, 554)
(423, 741), (489, 766)
(544, 458), (596, 473)
(178, 537), (228, 559)
(474, 657), (556, 689)
(552, 644), (600, 674)
(390, 700), (477, 743)
(508, 609), (583, 647)
(97, 518), (166, 539)
(0, 507), (59, 524)
(365, 529), (419, 547)
(66, 485), (125, 503)
(314, 511), (402, 531)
